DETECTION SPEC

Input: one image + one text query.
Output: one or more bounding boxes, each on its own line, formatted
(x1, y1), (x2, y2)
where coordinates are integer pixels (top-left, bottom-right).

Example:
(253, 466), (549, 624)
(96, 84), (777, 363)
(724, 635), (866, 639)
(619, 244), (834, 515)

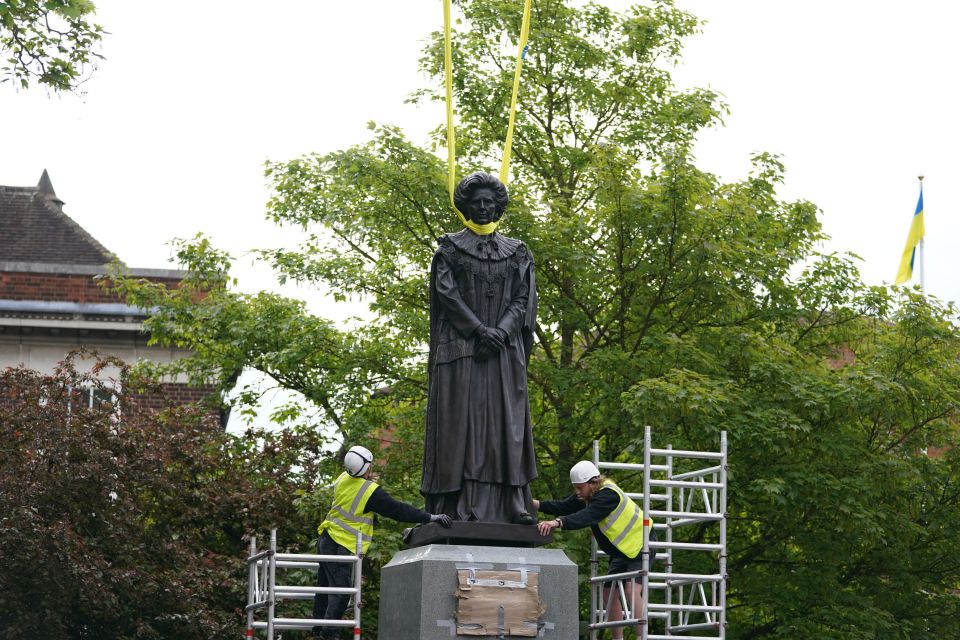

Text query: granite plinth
(378, 544), (579, 639)
(404, 521), (553, 548)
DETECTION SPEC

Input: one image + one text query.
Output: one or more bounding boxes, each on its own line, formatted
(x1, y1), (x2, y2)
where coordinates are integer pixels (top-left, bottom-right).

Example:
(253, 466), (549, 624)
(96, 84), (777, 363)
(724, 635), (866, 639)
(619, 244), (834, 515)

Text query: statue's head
(454, 172), (509, 225)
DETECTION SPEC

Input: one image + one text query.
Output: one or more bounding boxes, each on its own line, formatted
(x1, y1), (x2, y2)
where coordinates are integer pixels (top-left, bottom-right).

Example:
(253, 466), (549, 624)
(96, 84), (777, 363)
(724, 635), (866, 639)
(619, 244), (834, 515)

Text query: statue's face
(466, 187), (500, 225)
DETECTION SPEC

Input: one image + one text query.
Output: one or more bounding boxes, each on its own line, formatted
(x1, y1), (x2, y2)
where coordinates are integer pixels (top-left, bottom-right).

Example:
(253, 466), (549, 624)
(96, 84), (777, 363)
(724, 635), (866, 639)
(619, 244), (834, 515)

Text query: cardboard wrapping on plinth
(455, 569), (545, 637)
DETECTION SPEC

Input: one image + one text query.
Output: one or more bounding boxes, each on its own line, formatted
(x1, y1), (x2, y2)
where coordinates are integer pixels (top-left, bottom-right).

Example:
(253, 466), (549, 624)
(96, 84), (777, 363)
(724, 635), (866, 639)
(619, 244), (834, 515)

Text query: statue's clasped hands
(474, 325), (507, 361)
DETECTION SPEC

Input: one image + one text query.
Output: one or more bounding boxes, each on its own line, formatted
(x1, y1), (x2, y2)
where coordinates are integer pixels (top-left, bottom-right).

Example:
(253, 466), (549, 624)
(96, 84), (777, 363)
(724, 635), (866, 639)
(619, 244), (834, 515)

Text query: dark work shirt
(364, 486), (431, 524)
(539, 487), (634, 560)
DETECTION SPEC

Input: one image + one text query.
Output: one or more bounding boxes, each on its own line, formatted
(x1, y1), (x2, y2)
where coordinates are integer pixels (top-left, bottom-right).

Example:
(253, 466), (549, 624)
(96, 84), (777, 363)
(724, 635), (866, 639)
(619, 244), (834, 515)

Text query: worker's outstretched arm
(365, 487), (451, 527)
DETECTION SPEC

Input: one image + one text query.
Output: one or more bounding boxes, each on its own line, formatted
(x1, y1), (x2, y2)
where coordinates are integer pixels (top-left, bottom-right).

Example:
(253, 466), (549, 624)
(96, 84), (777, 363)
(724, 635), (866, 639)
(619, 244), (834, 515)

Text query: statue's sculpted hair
(454, 172), (509, 218)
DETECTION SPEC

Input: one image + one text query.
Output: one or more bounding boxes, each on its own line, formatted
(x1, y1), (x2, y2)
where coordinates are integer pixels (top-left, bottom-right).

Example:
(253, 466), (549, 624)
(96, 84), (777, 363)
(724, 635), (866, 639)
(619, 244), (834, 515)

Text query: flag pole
(918, 175), (925, 294)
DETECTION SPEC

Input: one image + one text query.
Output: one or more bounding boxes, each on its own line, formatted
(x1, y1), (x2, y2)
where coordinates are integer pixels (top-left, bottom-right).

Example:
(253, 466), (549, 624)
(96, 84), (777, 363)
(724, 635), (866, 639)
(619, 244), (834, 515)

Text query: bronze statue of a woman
(421, 172), (538, 524)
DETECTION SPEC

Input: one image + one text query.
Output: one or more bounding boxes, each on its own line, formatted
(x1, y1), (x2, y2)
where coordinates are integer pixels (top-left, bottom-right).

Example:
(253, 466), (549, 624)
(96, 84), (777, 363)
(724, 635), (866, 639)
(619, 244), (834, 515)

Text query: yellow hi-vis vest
(318, 472), (378, 554)
(597, 479), (650, 559)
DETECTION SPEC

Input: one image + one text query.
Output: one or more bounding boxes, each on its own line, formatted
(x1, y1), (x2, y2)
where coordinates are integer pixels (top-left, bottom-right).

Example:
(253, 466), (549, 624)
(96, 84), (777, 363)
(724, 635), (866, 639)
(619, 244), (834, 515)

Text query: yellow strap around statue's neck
(444, 0), (532, 236)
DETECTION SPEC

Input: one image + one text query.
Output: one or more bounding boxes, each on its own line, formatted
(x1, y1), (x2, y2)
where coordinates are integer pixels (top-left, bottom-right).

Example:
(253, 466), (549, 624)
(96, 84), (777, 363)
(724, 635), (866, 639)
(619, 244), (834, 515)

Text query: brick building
(0, 171), (217, 418)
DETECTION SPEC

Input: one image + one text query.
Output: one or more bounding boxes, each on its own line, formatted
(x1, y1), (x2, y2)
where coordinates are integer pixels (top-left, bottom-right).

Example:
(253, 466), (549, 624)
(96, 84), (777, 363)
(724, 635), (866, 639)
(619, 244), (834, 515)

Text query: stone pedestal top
(404, 521), (554, 548)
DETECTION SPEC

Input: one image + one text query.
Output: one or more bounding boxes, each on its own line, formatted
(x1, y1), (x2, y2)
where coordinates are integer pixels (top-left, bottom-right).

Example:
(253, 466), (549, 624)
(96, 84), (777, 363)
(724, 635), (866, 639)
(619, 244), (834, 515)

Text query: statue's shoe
(512, 511), (536, 525)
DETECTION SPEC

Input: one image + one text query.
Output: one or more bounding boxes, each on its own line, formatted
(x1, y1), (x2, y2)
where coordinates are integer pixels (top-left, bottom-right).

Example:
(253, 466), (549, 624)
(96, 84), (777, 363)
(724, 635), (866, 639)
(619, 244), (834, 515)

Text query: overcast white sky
(4, 0), (957, 311)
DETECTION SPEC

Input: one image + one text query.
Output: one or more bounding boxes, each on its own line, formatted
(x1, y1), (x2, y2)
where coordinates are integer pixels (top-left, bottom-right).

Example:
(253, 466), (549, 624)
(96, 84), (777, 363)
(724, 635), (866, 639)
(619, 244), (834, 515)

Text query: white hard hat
(570, 460), (601, 484)
(344, 445), (373, 477)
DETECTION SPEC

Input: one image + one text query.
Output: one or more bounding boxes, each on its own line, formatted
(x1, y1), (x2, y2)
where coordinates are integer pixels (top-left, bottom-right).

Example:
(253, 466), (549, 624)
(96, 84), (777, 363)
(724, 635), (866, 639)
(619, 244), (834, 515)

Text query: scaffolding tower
(245, 529), (364, 639)
(589, 426), (728, 639)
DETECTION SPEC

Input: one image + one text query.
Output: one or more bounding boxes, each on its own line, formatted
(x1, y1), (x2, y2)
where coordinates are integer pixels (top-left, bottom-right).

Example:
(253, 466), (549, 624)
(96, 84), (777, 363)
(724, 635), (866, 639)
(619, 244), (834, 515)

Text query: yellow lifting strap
(444, 0), (532, 235)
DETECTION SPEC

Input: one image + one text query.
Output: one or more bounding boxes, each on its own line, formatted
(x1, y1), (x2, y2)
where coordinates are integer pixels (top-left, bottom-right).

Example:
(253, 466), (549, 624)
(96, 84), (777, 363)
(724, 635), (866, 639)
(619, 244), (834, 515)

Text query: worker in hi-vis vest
(313, 445), (452, 639)
(534, 461), (653, 640)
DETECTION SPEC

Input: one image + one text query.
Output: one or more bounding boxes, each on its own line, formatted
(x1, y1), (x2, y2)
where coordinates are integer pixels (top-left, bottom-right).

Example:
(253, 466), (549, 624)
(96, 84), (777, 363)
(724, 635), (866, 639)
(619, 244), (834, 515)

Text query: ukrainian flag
(894, 188), (925, 285)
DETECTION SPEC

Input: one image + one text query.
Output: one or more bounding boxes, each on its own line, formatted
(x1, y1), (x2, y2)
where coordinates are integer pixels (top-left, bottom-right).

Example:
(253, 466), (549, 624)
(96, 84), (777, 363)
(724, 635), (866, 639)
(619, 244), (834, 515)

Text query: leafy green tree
(625, 283), (960, 637)
(111, 0), (960, 636)
(0, 352), (334, 639)
(0, 0), (103, 91)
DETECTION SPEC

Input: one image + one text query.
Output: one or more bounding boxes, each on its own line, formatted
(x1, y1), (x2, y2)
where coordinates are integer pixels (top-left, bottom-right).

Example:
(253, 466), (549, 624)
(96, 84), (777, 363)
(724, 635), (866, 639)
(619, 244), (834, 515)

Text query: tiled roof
(0, 170), (114, 265)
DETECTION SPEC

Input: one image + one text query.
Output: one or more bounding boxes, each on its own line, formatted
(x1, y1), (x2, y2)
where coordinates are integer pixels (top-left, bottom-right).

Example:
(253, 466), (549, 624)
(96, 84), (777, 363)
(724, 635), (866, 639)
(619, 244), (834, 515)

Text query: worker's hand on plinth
(430, 513), (453, 528)
(537, 519), (560, 536)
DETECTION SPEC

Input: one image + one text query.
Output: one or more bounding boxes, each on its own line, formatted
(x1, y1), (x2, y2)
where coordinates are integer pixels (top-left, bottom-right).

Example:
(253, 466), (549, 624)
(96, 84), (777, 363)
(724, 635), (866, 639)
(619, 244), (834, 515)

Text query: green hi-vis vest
(318, 472), (378, 554)
(597, 479), (651, 559)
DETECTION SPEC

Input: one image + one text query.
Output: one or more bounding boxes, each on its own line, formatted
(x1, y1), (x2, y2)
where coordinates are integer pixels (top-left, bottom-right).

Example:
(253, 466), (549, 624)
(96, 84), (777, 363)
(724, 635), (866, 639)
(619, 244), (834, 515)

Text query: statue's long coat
(420, 229), (538, 513)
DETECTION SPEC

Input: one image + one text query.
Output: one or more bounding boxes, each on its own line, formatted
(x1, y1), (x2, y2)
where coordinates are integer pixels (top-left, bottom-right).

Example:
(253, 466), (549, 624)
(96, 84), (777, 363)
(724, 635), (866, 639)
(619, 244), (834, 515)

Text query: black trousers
(312, 532), (354, 639)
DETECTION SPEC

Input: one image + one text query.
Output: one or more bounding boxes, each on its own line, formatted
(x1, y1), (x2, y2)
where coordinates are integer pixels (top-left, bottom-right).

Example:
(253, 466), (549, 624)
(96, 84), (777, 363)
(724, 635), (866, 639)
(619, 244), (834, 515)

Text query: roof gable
(0, 170), (114, 265)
